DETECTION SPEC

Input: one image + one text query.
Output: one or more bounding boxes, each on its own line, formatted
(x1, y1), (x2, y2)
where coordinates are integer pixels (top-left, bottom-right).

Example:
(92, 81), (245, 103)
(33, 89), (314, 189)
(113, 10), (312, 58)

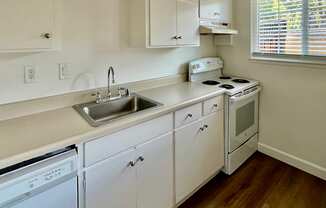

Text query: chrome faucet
(92, 66), (130, 104)
(107, 66), (115, 97)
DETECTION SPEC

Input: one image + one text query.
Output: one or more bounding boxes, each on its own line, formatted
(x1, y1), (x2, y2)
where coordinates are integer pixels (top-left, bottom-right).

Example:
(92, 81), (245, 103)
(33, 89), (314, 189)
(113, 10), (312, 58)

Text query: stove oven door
(228, 87), (260, 153)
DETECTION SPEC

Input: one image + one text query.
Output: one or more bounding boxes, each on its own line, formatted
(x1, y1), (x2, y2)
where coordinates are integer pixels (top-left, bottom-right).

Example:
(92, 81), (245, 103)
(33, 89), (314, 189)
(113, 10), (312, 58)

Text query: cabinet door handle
(136, 156), (144, 163)
(177, 36), (183, 39)
(200, 125), (208, 132)
(128, 161), (136, 167)
(136, 156), (145, 165)
(213, 104), (218, 108)
(41, 33), (52, 39)
(172, 36), (178, 40)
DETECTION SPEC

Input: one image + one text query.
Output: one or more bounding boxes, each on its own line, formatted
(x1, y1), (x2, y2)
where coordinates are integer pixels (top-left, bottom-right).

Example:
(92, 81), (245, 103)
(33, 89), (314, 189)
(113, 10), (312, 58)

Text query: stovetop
(188, 57), (259, 96)
(197, 76), (259, 96)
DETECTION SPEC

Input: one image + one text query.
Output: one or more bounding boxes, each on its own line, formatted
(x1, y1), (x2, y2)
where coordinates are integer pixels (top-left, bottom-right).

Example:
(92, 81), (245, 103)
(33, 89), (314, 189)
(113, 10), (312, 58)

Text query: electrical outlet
(24, 65), (37, 84)
(59, 63), (72, 80)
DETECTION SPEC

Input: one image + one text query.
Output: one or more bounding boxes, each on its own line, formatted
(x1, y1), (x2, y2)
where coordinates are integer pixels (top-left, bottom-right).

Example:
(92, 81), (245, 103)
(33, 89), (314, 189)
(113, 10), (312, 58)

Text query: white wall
(217, 0), (326, 173)
(0, 0), (217, 105)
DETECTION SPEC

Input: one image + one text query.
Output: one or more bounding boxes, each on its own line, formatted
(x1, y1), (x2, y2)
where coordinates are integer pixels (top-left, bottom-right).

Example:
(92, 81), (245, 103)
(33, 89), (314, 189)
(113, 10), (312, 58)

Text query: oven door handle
(230, 87), (261, 103)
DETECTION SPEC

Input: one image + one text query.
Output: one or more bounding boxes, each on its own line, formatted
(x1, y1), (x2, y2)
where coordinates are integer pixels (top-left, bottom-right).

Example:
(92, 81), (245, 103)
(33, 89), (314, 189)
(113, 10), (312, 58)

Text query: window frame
(250, 0), (326, 65)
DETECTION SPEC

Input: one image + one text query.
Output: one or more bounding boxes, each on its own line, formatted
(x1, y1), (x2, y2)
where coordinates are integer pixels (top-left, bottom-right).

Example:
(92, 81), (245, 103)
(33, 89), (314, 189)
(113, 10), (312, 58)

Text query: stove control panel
(189, 57), (223, 74)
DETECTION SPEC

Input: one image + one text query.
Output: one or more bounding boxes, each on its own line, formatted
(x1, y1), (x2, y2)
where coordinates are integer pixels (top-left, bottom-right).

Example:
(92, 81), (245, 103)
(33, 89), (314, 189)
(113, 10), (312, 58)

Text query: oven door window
(236, 101), (255, 136)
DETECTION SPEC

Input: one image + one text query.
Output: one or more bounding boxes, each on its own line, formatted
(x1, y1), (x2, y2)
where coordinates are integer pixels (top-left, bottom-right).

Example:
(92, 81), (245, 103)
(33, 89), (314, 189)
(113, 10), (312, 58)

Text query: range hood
(199, 20), (239, 35)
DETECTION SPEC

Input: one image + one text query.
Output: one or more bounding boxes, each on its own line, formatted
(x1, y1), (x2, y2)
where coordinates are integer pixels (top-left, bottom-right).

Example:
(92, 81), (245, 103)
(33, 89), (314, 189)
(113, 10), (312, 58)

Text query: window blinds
(255, 0), (326, 56)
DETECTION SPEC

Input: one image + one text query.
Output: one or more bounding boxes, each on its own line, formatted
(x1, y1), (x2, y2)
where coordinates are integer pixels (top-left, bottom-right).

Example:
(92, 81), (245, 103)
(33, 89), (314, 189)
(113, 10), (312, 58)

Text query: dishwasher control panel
(0, 150), (77, 207)
(28, 161), (73, 189)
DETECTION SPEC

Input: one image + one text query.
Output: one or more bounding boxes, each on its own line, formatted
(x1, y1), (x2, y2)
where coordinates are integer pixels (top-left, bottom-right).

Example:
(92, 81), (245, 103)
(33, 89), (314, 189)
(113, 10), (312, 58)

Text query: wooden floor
(179, 152), (326, 208)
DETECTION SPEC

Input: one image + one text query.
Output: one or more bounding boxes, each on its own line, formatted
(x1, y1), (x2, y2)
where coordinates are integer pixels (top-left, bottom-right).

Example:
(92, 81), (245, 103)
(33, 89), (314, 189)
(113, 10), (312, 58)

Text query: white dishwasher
(0, 147), (78, 208)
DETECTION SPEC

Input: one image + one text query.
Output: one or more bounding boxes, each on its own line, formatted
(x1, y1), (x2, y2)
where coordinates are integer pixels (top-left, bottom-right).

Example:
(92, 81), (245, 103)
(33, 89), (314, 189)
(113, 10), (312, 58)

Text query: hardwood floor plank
(179, 152), (326, 208)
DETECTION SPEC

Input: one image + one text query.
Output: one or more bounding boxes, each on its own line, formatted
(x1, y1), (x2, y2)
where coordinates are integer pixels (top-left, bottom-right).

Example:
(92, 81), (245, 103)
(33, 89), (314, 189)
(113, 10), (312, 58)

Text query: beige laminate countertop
(0, 82), (225, 170)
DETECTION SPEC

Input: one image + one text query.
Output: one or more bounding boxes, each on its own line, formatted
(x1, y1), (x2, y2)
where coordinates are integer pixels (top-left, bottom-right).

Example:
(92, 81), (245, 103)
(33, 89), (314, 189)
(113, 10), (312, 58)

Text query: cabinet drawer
(175, 103), (202, 128)
(84, 113), (173, 167)
(203, 96), (223, 116)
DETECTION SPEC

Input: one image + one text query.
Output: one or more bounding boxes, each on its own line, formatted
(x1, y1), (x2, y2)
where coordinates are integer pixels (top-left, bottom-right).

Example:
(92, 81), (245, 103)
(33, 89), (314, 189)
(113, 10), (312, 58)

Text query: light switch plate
(24, 65), (37, 84)
(59, 63), (72, 80)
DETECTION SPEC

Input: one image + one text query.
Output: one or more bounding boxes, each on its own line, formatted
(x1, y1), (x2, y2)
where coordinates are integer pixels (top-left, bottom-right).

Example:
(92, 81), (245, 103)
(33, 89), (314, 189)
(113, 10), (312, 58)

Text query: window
(251, 0), (326, 61)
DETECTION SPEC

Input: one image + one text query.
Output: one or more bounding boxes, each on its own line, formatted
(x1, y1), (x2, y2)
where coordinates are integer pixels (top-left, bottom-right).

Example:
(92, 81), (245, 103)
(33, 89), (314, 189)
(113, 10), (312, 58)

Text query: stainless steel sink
(73, 93), (163, 127)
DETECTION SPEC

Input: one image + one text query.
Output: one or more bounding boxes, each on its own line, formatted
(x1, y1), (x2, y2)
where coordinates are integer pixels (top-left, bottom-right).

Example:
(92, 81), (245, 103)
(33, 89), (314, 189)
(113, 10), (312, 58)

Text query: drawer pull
(213, 104), (218, 108)
(185, 113), (193, 119)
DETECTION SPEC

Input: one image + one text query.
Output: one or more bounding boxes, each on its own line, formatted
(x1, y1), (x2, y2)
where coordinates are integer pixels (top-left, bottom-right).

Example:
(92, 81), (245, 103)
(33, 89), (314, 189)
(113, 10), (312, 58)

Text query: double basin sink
(74, 94), (162, 127)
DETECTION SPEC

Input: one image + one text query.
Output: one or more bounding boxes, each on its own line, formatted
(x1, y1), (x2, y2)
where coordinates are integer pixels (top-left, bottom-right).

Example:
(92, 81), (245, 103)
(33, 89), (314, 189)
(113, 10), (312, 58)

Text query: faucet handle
(118, 87), (130, 97)
(92, 91), (103, 103)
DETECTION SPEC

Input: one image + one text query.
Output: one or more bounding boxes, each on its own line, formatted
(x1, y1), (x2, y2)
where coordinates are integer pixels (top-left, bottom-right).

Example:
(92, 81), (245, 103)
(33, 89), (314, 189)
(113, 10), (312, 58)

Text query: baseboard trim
(258, 143), (326, 181)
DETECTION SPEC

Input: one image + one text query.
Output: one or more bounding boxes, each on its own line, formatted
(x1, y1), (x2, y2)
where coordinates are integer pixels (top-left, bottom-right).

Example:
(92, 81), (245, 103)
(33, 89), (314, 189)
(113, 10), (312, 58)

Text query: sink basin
(73, 93), (163, 127)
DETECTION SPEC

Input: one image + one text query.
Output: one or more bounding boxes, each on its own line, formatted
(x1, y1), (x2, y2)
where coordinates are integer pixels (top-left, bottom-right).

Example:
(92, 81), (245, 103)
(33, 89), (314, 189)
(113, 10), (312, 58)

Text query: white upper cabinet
(200, 0), (232, 23)
(0, 0), (61, 52)
(129, 0), (200, 48)
(149, 0), (177, 46)
(177, 0), (200, 45)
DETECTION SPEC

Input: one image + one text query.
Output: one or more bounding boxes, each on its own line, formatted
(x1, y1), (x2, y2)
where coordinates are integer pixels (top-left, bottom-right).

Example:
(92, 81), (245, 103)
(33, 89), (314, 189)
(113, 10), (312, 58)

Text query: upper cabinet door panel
(149, 0), (177, 46)
(0, 0), (55, 50)
(200, 0), (232, 23)
(177, 0), (200, 45)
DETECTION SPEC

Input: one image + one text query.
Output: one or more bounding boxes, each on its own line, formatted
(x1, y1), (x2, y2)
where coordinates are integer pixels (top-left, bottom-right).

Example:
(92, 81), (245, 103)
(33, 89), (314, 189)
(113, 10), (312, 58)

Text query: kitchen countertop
(0, 82), (225, 170)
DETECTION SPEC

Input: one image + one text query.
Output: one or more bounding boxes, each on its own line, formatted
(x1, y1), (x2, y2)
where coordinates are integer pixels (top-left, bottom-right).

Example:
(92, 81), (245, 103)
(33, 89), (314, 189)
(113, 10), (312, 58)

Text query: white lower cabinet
(85, 148), (137, 208)
(198, 113), (224, 183)
(136, 133), (174, 208)
(84, 133), (174, 208)
(83, 96), (225, 208)
(175, 112), (224, 204)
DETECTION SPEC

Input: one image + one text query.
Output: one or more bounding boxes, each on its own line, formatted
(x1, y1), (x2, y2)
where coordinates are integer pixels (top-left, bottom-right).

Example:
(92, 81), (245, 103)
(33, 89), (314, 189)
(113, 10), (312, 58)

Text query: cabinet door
(85, 148), (137, 208)
(199, 0), (232, 23)
(177, 0), (200, 45)
(136, 133), (174, 208)
(149, 0), (177, 46)
(0, 0), (55, 50)
(175, 121), (203, 203)
(198, 113), (224, 183)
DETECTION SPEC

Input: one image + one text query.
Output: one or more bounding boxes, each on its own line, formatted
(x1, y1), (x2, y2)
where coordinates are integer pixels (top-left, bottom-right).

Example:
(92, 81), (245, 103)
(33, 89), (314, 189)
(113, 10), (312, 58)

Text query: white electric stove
(189, 57), (261, 175)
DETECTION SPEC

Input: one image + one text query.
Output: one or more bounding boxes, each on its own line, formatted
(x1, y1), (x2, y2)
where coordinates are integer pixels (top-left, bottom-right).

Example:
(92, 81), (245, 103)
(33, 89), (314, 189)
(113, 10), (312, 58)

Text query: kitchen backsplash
(0, 0), (217, 105)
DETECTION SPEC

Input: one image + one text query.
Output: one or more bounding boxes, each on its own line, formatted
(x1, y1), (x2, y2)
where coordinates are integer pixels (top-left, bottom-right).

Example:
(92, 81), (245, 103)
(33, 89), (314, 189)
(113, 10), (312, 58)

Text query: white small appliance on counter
(0, 147), (78, 208)
(189, 57), (261, 174)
